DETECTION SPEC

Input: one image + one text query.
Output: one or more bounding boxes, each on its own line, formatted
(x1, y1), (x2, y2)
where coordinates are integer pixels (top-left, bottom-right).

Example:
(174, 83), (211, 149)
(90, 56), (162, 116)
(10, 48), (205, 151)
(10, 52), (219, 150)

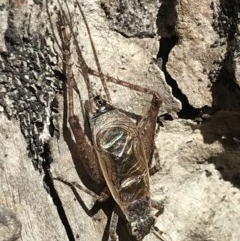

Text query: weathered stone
(0, 1), (240, 241)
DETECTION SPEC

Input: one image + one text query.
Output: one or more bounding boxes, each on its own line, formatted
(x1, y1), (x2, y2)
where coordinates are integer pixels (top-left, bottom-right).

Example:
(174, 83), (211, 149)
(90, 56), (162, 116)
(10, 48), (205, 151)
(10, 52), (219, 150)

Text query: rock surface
(0, 0), (240, 241)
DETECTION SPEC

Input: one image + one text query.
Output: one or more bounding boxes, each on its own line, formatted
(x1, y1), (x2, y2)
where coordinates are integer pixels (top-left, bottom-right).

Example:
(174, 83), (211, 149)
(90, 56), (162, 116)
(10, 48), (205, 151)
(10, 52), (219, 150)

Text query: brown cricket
(52, 1), (169, 240)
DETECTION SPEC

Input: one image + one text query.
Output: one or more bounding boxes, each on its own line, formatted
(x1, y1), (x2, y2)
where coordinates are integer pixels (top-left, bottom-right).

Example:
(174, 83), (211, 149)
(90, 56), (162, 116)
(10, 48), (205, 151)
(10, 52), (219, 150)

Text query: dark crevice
(156, 0), (178, 38)
(157, 36), (200, 119)
(210, 0), (240, 112)
(42, 145), (75, 241)
(211, 58), (240, 112)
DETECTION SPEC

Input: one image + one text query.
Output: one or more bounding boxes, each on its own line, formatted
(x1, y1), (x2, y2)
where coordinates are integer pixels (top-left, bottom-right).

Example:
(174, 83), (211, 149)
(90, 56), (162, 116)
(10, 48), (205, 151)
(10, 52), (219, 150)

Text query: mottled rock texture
(0, 0), (240, 241)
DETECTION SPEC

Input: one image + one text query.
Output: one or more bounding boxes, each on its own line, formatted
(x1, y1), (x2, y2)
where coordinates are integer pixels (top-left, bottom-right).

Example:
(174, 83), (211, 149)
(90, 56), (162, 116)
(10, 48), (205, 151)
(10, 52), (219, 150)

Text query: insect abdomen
(93, 110), (150, 205)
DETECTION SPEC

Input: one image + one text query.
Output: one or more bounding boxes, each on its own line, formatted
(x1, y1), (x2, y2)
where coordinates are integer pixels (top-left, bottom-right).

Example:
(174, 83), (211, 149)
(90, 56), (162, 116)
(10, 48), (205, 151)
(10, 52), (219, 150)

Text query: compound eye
(131, 225), (139, 236)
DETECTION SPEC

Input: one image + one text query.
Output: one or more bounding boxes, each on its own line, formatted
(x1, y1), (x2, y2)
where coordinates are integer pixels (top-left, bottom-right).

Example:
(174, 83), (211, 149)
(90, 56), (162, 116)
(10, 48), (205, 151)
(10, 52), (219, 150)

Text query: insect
(51, 1), (169, 240)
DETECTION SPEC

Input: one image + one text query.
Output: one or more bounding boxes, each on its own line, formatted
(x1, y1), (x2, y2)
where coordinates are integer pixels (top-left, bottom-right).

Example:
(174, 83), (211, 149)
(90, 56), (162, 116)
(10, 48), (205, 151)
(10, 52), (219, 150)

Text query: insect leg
(52, 176), (99, 199)
(151, 200), (172, 241)
(53, 176), (110, 202)
(152, 226), (172, 241)
(108, 208), (119, 241)
(57, 11), (104, 185)
(151, 199), (164, 215)
(74, 0), (112, 104)
(137, 92), (162, 162)
(149, 143), (161, 175)
(99, 73), (159, 96)
(57, 0), (94, 109)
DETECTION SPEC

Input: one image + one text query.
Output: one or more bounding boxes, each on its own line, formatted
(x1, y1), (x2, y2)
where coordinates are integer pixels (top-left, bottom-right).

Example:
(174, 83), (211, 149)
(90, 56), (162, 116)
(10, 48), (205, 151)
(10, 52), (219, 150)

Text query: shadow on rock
(198, 111), (240, 188)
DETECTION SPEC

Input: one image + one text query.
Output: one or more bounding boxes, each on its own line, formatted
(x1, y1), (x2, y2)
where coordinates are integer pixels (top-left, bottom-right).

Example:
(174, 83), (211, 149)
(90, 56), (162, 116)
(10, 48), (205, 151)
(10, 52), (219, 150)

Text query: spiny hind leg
(57, 11), (104, 185)
(57, 0), (112, 105)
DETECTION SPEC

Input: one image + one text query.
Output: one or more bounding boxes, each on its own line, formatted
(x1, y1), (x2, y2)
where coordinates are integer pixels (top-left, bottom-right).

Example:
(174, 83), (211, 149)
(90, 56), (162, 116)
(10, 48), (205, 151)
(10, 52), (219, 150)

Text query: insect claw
(152, 226), (172, 241)
(150, 92), (162, 110)
(151, 199), (164, 213)
(149, 164), (160, 175)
